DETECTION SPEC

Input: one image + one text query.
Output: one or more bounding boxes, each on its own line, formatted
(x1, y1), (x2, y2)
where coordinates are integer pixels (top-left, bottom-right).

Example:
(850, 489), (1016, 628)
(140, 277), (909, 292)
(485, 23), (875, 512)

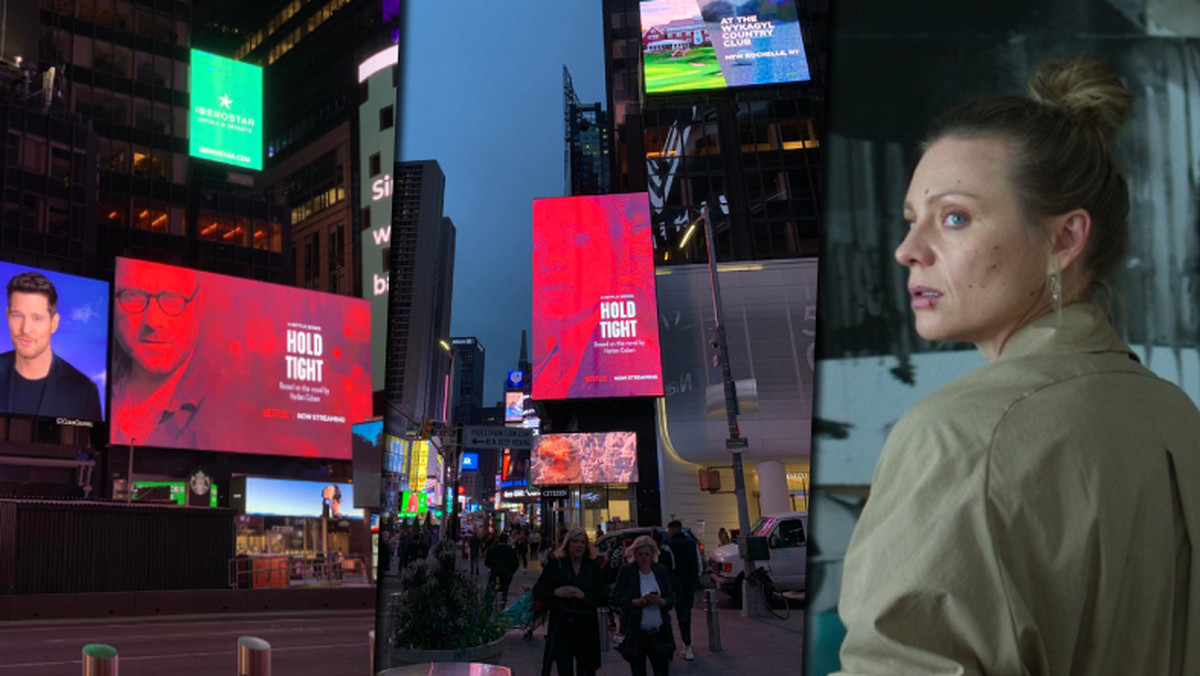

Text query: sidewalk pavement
(377, 552), (804, 675)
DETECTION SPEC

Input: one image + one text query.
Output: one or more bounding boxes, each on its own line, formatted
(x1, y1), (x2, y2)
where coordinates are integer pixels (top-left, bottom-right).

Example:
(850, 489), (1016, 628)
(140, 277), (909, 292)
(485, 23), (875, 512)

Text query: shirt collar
(996, 302), (1133, 362)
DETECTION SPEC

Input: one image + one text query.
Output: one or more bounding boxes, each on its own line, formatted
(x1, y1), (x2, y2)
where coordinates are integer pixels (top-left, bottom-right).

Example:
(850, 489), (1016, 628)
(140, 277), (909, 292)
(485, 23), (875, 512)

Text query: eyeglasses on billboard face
(115, 289), (197, 316)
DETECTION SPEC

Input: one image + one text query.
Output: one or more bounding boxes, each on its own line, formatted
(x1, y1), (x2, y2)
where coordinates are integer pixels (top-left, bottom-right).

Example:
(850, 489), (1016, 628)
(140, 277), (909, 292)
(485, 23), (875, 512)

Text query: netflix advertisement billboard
(109, 258), (372, 458)
(532, 193), (663, 400)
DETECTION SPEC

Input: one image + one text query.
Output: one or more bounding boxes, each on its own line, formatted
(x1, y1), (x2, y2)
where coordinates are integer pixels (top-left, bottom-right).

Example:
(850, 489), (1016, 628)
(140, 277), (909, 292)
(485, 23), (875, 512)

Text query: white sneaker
(683, 646), (695, 660)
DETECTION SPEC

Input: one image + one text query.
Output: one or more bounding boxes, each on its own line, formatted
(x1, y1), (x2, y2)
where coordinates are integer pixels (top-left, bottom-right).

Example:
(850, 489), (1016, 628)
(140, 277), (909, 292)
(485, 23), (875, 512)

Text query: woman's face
(896, 136), (1052, 360)
(568, 535), (587, 559)
(634, 546), (654, 569)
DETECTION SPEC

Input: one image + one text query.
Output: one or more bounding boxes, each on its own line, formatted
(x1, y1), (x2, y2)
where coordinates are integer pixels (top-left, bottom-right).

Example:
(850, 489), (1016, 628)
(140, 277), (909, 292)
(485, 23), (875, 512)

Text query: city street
(377, 555), (804, 675)
(0, 609), (374, 675)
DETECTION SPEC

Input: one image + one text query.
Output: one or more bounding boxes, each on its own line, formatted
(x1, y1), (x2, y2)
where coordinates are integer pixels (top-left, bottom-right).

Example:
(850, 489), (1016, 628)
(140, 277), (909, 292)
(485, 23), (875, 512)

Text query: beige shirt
(837, 303), (1200, 675)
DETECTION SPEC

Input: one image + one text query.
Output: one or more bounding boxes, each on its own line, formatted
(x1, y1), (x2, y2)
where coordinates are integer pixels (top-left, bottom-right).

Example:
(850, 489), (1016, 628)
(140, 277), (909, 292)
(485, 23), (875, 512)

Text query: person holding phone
(613, 535), (677, 676)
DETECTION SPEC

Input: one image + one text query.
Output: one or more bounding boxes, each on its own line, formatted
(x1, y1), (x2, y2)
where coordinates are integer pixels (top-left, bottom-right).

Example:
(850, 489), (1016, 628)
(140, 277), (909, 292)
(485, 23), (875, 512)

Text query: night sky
(397, 5), (608, 407)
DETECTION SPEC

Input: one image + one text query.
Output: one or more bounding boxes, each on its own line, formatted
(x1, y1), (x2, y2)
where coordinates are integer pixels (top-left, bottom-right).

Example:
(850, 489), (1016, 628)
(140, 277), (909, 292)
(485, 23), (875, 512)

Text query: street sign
(725, 437), (749, 449)
(461, 425), (534, 451)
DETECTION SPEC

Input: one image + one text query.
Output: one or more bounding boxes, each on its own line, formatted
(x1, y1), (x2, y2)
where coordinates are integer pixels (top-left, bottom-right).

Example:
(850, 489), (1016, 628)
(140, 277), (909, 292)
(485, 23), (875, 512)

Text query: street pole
(451, 423), (463, 537)
(701, 202), (754, 573)
(126, 439), (135, 503)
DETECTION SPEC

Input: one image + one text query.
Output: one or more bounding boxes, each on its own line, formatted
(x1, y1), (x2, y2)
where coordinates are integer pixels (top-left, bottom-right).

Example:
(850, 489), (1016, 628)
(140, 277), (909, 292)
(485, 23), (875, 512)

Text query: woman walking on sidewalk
(533, 527), (608, 676)
(613, 535), (676, 676)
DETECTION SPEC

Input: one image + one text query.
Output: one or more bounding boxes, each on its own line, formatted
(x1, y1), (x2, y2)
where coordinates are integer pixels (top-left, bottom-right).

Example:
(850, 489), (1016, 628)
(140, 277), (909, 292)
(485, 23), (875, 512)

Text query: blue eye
(943, 212), (969, 229)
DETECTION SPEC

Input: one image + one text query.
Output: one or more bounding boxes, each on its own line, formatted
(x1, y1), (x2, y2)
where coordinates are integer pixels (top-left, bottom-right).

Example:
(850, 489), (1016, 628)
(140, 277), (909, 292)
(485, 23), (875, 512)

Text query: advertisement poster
(189, 49), (263, 170)
(505, 391), (526, 422)
(0, 262), (108, 420)
(639, 0), (811, 94)
(109, 258), (372, 458)
(242, 477), (364, 519)
(530, 432), (639, 485)
(532, 193), (663, 400)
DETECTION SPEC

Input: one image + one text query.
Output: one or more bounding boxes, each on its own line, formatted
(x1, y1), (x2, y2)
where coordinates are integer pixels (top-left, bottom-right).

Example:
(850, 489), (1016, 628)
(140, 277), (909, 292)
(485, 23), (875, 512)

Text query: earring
(1049, 271), (1062, 309)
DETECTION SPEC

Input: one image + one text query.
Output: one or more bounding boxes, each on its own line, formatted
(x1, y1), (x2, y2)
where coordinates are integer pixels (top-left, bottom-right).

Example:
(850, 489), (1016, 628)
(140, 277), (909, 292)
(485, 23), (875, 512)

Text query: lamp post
(697, 200), (755, 575)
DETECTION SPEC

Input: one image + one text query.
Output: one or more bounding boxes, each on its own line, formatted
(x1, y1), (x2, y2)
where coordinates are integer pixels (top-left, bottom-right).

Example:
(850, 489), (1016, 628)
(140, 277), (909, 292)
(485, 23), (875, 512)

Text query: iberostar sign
(189, 49), (263, 170)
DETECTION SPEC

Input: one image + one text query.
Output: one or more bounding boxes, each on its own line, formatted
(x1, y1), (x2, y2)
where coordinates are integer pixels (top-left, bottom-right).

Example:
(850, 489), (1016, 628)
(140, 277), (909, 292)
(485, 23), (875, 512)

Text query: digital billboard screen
(461, 452), (479, 471)
(532, 193), (663, 400)
(242, 477), (364, 519)
(530, 432), (638, 485)
(639, 0), (811, 94)
(0, 263), (108, 421)
(397, 490), (427, 518)
(189, 49), (263, 170)
(352, 419), (383, 509)
(505, 392), (526, 422)
(109, 258), (372, 458)
(133, 480), (219, 507)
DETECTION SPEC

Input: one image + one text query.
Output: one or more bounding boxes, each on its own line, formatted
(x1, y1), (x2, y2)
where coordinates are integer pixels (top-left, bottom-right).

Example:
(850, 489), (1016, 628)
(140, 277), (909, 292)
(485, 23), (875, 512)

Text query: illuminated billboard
(505, 392), (526, 422)
(639, 0), (811, 94)
(530, 432), (638, 485)
(397, 490), (427, 518)
(189, 49), (263, 170)
(357, 45), (400, 391)
(241, 477), (364, 519)
(532, 193), (663, 400)
(0, 262), (108, 420)
(461, 452), (479, 471)
(133, 480), (219, 507)
(109, 258), (372, 458)
(352, 420), (383, 509)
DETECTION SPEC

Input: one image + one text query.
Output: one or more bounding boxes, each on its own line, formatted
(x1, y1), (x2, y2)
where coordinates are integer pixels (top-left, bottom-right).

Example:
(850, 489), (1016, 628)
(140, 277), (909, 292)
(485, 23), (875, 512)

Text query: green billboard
(189, 49), (263, 170)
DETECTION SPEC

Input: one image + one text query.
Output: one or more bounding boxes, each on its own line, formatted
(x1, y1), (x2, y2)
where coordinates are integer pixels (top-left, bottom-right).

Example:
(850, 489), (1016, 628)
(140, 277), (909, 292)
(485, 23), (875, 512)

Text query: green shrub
(390, 539), (509, 651)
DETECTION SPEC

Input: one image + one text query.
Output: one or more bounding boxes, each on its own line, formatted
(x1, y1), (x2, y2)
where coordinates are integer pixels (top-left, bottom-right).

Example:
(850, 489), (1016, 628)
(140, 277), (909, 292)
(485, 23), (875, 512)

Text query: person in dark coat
(468, 528), (483, 575)
(533, 527), (609, 676)
(485, 533), (521, 607)
(613, 535), (676, 676)
(665, 520), (701, 660)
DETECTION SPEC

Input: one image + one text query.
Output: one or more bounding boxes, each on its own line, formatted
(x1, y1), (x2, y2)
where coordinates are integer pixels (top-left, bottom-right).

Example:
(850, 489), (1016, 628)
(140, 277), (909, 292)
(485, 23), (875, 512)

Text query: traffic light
(419, 418), (434, 438)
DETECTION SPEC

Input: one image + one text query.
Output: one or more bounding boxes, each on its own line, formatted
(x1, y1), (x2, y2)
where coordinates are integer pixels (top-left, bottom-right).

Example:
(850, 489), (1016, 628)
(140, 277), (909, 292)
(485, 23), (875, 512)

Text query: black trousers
(628, 628), (670, 676)
(675, 584), (695, 646)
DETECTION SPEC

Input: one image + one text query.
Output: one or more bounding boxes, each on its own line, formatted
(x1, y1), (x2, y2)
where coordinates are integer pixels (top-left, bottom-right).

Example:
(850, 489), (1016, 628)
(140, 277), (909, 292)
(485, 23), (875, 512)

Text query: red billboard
(532, 193), (663, 400)
(530, 432), (639, 485)
(109, 258), (372, 458)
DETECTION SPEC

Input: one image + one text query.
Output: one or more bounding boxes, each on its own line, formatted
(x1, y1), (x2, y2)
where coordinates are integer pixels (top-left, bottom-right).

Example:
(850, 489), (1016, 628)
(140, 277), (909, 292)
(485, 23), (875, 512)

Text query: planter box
(386, 635), (505, 667)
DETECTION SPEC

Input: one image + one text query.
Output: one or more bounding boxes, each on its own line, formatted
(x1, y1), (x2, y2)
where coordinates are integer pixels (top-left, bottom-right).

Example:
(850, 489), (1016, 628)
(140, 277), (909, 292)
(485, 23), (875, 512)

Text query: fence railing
(227, 554), (372, 589)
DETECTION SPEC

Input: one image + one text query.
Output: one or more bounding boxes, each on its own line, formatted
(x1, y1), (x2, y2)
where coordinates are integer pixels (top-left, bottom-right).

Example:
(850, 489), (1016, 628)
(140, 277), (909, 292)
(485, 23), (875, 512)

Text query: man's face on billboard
(114, 263), (201, 375)
(7, 291), (59, 364)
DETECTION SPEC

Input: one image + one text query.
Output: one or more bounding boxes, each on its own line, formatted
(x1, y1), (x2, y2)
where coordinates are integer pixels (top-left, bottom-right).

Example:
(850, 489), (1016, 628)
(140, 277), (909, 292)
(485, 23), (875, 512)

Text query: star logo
(218, 94), (233, 109)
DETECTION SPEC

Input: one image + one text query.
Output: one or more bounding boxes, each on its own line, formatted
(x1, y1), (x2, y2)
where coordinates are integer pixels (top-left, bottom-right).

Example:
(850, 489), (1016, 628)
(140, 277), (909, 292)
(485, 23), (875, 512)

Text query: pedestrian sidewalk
(378, 554), (804, 675)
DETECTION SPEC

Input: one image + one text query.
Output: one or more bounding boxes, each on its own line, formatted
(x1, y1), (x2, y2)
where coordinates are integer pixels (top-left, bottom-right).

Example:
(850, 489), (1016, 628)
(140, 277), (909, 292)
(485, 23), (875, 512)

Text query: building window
(369, 152), (381, 178)
(380, 105), (394, 131)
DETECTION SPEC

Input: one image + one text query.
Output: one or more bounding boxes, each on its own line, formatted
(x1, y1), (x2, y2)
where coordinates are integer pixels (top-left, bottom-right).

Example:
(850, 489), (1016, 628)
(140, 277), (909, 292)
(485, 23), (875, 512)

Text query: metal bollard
(598, 607), (611, 651)
(81, 644), (118, 676)
(237, 636), (271, 676)
(705, 589), (722, 652)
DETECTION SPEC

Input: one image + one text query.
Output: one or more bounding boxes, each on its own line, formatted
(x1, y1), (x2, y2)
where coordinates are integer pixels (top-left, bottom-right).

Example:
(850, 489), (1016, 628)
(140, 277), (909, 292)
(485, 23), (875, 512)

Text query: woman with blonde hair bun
(835, 56), (1200, 675)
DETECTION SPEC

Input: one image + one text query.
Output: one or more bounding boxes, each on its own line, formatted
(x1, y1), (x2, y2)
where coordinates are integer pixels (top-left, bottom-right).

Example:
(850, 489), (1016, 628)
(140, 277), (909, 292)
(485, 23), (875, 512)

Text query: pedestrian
(516, 527), (530, 569)
(665, 521), (701, 660)
(613, 535), (676, 676)
(594, 524), (604, 542)
(533, 527), (608, 676)
(530, 528), (542, 563)
(468, 528), (483, 576)
(717, 527), (731, 546)
(837, 55), (1200, 673)
(485, 533), (521, 608)
(378, 531), (392, 576)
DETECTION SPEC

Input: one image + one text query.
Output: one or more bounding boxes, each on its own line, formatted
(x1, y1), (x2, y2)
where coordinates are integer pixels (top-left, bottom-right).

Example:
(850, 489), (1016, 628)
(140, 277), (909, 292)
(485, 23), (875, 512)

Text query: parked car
(593, 526), (705, 581)
(709, 511), (807, 603)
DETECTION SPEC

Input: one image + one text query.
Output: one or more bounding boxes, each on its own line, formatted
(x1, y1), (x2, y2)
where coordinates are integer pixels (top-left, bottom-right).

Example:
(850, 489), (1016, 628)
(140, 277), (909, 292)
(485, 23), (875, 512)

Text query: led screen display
(530, 432), (638, 485)
(242, 477), (364, 519)
(639, 0), (811, 94)
(189, 49), (263, 170)
(532, 193), (663, 400)
(397, 490), (427, 518)
(133, 480), (219, 507)
(505, 392), (526, 422)
(352, 420), (383, 509)
(461, 452), (479, 470)
(0, 263), (108, 421)
(383, 433), (406, 474)
(109, 258), (372, 458)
